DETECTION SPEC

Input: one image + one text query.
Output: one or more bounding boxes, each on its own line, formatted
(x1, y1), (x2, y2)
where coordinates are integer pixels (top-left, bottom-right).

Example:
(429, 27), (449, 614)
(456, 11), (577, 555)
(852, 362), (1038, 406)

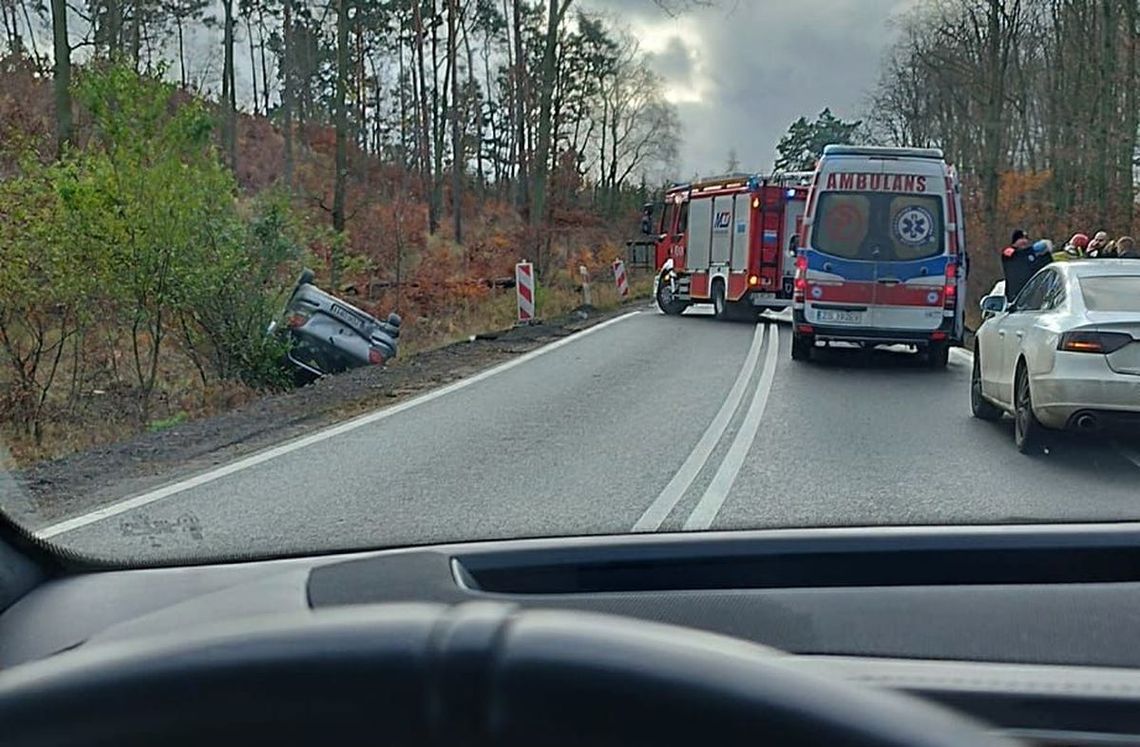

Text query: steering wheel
(0, 603), (1016, 746)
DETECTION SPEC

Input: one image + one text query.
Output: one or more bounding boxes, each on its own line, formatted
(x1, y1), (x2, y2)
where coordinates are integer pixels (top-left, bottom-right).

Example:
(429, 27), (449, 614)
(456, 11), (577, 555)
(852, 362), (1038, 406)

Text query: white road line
(683, 327), (780, 531)
(631, 324), (767, 532)
(36, 311), (642, 540)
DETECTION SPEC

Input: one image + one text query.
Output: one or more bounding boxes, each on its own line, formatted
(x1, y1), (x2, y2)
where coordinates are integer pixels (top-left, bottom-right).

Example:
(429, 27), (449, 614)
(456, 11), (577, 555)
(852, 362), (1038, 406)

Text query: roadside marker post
(612, 259), (630, 298)
(580, 265), (592, 306)
(516, 260), (536, 324)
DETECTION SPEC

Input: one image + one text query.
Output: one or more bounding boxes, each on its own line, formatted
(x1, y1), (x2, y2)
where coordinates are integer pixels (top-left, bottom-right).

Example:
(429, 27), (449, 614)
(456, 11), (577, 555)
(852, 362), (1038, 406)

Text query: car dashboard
(6, 523), (1140, 746)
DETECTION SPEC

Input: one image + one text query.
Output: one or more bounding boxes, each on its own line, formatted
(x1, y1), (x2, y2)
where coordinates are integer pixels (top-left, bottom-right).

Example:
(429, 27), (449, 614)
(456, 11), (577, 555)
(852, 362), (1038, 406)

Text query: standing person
(1087, 231), (1111, 257)
(1116, 236), (1138, 259)
(1001, 229), (1052, 301)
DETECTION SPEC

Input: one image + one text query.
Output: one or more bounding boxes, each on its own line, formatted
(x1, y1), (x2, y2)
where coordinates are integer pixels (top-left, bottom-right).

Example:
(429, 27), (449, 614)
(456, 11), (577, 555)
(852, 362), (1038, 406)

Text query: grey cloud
(585, 0), (917, 178)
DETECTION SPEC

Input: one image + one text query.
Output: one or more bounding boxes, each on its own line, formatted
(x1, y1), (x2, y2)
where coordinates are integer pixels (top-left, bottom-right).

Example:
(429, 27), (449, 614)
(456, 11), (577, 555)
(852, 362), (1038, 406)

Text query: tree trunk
(282, 0), (294, 190)
(222, 0), (237, 171)
(176, 16), (186, 87)
(413, 0), (437, 232)
(431, 0), (444, 233)
(51, 0), (72, 155)
(258, 4), (269, 115)
(247, 14), (259, 115)
(332, 0), (349, 287)
(448, 0), (462, 242)
(511, 0), (528, 214)
(531, 0), (570, 228)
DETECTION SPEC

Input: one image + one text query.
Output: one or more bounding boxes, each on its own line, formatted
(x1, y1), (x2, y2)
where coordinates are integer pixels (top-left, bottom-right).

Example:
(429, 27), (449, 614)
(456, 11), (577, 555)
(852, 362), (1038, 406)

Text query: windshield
(1079, 277), (1140, 313)
(813, 192), (945, 261)
(2, 0), (1139, 565)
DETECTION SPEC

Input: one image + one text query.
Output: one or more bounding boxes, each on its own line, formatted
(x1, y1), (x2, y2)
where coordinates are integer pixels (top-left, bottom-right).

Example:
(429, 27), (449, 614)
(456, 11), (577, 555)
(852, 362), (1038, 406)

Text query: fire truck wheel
(712, 281), (729, 320)
(791, 334), (813, 361)
(655, 278), (688, 316)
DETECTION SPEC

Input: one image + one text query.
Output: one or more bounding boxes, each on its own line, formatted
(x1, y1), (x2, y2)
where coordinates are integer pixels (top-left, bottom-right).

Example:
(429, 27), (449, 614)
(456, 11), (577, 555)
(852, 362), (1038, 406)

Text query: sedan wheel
(970, 352), (1002, 421)
(1014, 365), (1047, 454)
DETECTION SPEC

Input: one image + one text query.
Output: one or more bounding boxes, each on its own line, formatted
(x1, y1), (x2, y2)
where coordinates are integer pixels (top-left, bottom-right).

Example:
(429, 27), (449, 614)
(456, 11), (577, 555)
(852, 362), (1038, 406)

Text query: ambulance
(792, 145), (967, 367)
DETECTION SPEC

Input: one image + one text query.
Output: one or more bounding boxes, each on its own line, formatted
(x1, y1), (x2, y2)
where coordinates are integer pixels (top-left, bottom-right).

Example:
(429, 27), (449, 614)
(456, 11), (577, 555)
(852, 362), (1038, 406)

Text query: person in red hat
(1054, 232), (1090, 261)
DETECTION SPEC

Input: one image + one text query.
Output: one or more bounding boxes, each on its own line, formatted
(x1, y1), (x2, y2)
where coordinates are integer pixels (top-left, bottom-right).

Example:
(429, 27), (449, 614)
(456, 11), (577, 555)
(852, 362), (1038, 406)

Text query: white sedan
(972, 260), (1140, 453)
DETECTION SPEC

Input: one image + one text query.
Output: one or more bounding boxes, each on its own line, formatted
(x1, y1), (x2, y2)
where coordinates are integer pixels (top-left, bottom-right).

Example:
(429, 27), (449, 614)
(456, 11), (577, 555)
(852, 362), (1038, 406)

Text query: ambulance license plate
(816, 309), (863, 325)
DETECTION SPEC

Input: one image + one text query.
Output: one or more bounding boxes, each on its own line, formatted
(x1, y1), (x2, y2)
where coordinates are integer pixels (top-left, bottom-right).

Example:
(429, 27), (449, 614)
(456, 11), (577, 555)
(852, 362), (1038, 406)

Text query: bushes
(0, 64), (300, 443)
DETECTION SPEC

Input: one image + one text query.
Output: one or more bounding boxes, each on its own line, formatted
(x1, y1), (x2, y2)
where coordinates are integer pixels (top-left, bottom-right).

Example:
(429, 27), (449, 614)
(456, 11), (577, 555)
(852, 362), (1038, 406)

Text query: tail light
(943, 262), (957, 309)
(368, 347), (387, 365)
(796, 324), (814, 335)
(793, 255), (808, 302)
(1058, 331), (1132, 354)
(930, 330), (947, 341)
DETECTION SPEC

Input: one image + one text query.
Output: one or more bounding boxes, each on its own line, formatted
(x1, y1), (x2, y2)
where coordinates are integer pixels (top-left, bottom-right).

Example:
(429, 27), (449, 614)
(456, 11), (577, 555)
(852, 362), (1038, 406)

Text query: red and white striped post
(612, 259), (629, 298)
(515, 260), (536, 323)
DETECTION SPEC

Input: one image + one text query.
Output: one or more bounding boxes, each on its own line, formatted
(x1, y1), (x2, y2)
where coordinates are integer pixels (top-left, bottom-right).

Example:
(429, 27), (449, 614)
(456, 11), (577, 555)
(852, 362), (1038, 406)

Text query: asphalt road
(25, 305), (1140, 562)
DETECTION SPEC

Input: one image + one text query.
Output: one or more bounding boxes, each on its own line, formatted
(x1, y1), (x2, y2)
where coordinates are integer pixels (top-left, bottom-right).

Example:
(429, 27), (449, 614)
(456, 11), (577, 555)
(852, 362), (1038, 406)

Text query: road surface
(24, 305), (1140, 561)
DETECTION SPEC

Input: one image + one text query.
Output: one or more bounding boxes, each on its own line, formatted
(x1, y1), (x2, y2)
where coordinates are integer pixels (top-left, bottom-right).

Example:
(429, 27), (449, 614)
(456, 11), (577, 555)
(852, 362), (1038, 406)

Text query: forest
(866, 0), (1139, 305)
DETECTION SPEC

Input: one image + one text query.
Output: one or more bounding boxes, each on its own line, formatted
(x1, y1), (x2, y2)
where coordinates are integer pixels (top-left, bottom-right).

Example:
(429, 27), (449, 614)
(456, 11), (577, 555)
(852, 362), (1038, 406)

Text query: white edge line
(683, 327), (780, 531)
(35, 311), (642, 540)
(631, 324), (767, 532)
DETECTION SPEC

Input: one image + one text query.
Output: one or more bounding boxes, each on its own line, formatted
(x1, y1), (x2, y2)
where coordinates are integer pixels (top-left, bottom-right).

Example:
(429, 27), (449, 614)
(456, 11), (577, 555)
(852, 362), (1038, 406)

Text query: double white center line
(632, 323), (780, 532)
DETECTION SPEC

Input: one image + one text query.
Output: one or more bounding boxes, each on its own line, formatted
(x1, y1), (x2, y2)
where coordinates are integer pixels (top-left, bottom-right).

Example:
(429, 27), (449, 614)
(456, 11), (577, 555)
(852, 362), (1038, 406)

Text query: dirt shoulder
(11, 300), (649, 525)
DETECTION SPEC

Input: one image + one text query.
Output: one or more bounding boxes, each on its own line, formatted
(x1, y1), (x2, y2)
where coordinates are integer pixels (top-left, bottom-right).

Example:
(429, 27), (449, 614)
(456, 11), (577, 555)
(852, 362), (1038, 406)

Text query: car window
(1013, 272), (1050, 311)
(1078, 276), (1140, 312)
(677, 202), (689, 235)
(1041, 271), (1066, 310)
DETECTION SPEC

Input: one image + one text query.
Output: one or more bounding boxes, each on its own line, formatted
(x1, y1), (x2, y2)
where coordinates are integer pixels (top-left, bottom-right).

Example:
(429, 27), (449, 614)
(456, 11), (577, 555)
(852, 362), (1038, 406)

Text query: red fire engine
(653, 172), (811, 319)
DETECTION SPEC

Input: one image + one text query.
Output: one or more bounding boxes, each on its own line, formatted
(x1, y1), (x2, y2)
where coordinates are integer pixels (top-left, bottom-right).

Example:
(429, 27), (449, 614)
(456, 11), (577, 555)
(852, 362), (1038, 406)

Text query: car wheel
(1014, 362), (1048, 454)
(712, 281), (729, 320)
(791, 333), (812, 361)
(970, 350), (1002, 421)
(926, 342), (949, 369)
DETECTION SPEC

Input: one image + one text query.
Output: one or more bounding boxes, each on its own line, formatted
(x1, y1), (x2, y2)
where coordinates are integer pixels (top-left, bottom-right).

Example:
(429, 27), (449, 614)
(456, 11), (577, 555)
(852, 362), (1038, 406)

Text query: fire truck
(653, 172), (811, 319)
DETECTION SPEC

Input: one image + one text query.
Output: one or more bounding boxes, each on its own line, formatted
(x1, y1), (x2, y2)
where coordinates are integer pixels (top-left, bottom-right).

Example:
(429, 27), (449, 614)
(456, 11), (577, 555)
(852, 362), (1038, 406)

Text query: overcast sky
(583, 0), (917, 178)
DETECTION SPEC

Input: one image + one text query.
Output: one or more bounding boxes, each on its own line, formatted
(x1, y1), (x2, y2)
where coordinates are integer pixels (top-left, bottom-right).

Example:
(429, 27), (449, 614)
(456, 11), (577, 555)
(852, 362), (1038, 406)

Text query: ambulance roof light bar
(822, 144), (945, 160)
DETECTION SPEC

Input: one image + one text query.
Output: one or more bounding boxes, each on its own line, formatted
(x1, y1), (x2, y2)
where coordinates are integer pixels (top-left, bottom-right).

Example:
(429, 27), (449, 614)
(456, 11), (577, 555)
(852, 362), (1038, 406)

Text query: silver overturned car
(269, 269), (401, 382)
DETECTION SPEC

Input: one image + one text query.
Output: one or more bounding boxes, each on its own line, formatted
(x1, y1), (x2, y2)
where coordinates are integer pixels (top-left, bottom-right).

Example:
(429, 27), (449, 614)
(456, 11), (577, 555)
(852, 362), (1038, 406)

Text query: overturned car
(269, 269), (401, 383)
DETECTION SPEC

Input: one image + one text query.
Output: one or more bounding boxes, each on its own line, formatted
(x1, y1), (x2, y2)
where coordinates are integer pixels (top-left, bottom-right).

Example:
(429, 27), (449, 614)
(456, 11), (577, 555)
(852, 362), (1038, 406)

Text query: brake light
(1058, 331), (1132, 354)
(796, 324), (814, 335)
(943, 263), (956, 308)
(793, 254), (808, 302)
(368, 347), (386, 365)
(931, 331), (947, 341)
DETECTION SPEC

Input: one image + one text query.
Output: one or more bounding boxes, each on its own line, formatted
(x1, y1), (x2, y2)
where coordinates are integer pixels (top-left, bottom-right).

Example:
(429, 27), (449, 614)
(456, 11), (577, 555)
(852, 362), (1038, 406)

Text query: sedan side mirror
(980, 295), (1008, 315)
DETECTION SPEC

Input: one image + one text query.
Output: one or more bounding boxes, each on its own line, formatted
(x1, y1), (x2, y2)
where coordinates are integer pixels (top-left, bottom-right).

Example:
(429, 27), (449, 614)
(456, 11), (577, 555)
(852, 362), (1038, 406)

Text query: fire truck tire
(655, 278), (688, 316)
(712, 281), (730, 320)
(791, 334), (813, 361)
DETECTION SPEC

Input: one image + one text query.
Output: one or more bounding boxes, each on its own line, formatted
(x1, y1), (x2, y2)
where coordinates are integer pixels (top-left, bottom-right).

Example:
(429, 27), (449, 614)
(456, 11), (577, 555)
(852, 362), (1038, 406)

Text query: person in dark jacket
(1116, 236), (1138, 259)
(1001, 229), (1052, 301)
